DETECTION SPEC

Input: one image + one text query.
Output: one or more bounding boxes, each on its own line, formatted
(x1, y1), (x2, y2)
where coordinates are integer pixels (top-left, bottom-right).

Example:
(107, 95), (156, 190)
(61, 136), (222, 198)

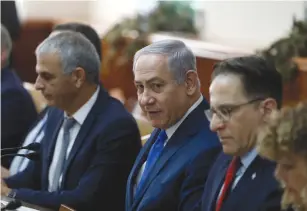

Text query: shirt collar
(165, 95), (203, 139)
(240, 148), (258, 169)
(64, 86), (99, 125)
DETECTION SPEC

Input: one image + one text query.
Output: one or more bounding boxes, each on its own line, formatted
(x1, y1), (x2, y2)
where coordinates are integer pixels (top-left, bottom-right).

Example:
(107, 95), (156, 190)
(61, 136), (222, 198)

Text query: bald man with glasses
(196, 56), (288, 211)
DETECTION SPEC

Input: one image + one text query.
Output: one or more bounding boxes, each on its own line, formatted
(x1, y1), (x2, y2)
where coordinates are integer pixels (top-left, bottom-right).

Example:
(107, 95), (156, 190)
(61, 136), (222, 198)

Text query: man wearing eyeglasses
(198, 56), (286, 211)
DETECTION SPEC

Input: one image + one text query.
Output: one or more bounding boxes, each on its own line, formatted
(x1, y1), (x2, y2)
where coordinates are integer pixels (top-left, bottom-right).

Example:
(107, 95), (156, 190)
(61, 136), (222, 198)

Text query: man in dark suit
(8, 22), (104, 176)
(1, 24), (38, 168)
(126, 40), (221, 211)
(2, 32), (141, 211)
(198, 56), (285, 211)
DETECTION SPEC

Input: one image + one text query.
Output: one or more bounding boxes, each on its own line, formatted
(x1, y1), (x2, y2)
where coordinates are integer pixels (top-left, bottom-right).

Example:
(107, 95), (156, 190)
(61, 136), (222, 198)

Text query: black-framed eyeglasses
(205, 98), (264, 122)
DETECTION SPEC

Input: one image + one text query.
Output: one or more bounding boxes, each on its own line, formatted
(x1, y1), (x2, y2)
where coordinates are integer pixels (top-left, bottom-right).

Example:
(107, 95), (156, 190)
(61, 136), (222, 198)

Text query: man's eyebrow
(211, 103), (237, 109)
(135, 77), (164, 84)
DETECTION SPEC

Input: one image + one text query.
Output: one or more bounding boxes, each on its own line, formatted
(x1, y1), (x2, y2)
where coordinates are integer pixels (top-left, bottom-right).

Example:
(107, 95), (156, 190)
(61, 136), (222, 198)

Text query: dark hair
(212, 55), (283, 109)
(52, 22), (102, 61)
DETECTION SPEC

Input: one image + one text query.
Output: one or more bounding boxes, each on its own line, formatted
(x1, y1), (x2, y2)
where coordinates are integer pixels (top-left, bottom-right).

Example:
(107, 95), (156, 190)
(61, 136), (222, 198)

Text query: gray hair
(35, 31), (100, 84)
(133, 39), (197, 84)
(1, 24), (13, 67)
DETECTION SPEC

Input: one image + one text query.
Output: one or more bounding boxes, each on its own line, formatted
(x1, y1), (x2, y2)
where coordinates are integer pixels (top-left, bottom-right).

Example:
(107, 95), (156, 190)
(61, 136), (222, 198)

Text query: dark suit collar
(132, 97), (210, 208)
(165, 95), (205, 139)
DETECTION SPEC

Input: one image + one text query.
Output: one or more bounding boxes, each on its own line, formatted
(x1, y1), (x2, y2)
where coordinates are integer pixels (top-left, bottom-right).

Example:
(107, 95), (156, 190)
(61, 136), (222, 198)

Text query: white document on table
(1, 200), (39, 211)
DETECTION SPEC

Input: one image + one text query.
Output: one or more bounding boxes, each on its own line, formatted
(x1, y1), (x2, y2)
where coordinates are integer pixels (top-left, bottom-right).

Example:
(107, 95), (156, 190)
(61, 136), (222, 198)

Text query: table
(1, 196), (53, 211)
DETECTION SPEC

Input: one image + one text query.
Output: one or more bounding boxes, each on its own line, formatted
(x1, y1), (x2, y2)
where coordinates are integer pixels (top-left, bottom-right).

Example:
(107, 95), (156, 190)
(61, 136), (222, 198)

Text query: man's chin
(222, 146), (238, 156)
(45, 100), (55, 107)
(150, 119), (167, 129)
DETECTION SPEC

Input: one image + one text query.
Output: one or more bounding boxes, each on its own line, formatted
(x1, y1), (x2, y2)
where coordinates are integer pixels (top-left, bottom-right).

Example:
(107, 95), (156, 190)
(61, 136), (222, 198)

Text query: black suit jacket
(5, 87), (142, 211)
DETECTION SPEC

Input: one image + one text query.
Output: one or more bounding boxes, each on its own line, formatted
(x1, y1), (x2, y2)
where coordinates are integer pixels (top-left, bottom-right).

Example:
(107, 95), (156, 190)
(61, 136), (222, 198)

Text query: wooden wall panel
(12, 20), (53, 83)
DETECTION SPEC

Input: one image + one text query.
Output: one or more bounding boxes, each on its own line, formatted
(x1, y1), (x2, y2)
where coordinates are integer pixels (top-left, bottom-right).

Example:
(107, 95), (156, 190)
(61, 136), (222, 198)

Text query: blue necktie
(136, 130), (167, 195)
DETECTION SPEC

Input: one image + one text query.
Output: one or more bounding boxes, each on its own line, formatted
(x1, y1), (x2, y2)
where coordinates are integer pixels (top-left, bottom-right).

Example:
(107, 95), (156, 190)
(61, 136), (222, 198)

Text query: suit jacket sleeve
(179, 147), (221, 211)
(6, 118), (141, 210)
(4, 159), (42, 190)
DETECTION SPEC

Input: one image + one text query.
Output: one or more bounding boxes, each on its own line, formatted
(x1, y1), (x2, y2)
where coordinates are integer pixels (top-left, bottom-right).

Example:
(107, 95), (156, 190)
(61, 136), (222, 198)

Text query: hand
(1, 180), (11, 196)
(1, 166), (10, 178)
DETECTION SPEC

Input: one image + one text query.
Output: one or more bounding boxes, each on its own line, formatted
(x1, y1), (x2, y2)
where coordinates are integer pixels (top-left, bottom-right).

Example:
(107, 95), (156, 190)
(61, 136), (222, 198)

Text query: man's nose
(34, 76), (44, 90)
(210, 114), (226, 132)
(139, 90), (155, 107)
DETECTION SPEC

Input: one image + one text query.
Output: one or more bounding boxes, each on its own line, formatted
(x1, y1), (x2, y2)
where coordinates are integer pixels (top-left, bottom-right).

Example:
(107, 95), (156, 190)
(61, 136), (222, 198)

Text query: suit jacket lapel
(221, 156), (265, 210)
(132, 98), (210, 209)
(60, 111), (95, 184)
(42, 108), (63, 189)
(126, 129), (160, 209)
(60, 87), (108, 186)
(209, 156), (231, 211)
(46, 110), (63, 165)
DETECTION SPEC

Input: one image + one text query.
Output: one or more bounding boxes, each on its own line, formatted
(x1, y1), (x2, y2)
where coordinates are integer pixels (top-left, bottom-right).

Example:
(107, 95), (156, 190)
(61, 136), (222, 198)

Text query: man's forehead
(134, 55), (171, 83)
(209, 74), (246, 106)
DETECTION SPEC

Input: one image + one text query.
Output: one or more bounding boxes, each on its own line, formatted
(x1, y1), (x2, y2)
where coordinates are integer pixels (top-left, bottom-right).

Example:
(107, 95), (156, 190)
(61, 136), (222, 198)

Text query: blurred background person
(1, 24), (38, 169)
(1, 0), (21, 68)
(51, 22), (102, 61)
(257, 101), (307, 211)
(1, 0), (21, 41)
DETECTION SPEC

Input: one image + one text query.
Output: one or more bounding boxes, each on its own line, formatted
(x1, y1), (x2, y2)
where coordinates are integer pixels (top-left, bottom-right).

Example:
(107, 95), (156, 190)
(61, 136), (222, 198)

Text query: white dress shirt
(48, 87), (99, 192)
(135, 96), (204, 188)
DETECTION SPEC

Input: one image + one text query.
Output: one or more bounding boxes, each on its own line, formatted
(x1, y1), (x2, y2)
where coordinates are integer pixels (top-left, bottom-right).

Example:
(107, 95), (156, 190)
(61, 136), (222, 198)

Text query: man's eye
(281, 163), (294, 171)
(220, 108), (233, 116)
(152, 84), (163, 92)
(135, 84), (144, 92)
(41, 74), (53, 81)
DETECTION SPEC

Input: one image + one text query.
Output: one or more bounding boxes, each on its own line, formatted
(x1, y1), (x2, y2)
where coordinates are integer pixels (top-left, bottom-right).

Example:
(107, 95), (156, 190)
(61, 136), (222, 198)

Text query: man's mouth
(147, 111), (162, 118)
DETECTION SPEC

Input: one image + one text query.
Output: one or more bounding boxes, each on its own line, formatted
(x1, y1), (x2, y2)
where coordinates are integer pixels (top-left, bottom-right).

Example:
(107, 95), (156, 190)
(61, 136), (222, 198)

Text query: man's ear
(72, 67), (86, 88)
(260, 98), (278, 122)
(185, 70), (199, 96)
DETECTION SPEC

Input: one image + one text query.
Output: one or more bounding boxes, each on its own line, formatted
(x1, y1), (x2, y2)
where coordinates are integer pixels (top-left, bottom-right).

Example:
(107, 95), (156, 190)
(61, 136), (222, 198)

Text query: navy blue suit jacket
(126, 98), (221, 211)
(5, 87), (142, 211)
(1, 67), (37, 168)
(199, 153), (284, 211)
